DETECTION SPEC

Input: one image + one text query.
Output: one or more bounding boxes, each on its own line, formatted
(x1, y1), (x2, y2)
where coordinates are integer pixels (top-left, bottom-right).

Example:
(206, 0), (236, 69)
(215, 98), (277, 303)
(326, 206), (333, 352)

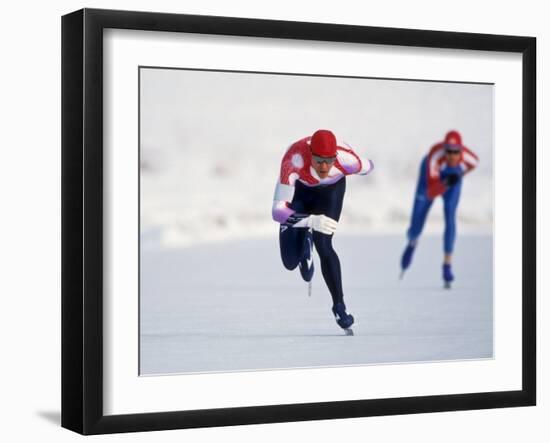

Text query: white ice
(140, 234), (493, 375)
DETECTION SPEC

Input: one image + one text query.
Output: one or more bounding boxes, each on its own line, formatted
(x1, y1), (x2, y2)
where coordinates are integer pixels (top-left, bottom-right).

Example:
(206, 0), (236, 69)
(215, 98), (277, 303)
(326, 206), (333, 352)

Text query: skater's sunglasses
(444, 145), (462, 155)
(312, 154), (337, 165)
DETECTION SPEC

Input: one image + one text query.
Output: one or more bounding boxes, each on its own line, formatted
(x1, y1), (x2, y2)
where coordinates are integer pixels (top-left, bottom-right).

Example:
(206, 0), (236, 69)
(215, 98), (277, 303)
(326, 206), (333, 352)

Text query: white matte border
(103, 29), (522, 415)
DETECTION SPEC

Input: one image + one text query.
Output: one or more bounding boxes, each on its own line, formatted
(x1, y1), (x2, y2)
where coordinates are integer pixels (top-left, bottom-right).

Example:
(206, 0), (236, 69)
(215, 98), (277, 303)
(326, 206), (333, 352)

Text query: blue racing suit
(407, 157), (463, 254)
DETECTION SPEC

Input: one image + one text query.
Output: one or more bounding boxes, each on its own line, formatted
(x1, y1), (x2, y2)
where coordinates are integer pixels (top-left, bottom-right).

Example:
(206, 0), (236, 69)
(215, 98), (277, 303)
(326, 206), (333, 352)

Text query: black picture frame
(61, 8), (536, 435)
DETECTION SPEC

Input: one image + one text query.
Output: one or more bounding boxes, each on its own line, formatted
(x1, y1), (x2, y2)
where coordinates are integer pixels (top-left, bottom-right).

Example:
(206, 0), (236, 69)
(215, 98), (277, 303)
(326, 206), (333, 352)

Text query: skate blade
(344, 328), (354, 336)
(308, 280), (312, 297)
(444, 282), (452, 289)
(399, 270), (405, 280)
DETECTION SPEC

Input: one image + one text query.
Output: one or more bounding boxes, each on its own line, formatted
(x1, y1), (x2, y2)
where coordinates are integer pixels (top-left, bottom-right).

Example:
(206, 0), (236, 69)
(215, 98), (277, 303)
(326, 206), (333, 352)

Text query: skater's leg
(400, 194), (432, 273)
(313, 232), (354, 329)
(401, 160), (434, 274)
(442, 183), (461, 285)
(443, 182), (461, 256)
(278, 197), (310, 271)
(406, 158), (433, 244)
(307, 178), (353, 329)
(279, 224), (308, 270)
(312, 232), (344, 305)
(406, 195), (433, 244)
(298, 229), (315, 282)
(312, 178), (346, 306)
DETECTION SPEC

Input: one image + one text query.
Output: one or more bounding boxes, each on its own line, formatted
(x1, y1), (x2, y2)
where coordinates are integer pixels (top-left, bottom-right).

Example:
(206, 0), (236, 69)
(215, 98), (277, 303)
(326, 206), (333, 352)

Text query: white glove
(294, 214), (338, 235)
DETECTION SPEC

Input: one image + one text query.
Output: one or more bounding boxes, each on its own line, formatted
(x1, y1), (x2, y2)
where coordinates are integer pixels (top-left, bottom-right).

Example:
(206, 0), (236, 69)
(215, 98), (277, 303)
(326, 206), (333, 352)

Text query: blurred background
(140, 68), (493, 248)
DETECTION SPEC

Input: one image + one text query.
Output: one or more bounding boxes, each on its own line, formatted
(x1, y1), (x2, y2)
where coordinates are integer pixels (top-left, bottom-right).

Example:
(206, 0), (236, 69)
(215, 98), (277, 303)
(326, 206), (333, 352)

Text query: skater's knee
(281, 251), (300, 271)
(279, 239), (302, 270)
(281, 255), (299, 270)
(313, 235), (335, 258)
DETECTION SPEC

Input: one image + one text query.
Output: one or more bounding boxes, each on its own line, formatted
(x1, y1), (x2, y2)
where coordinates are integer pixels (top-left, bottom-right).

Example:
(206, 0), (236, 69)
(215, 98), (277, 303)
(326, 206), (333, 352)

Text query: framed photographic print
(61, 8), (536, 435)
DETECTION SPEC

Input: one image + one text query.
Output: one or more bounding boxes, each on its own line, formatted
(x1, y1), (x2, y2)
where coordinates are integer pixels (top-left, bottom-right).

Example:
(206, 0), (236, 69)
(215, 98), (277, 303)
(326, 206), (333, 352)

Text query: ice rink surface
(140, 234), (493, 375)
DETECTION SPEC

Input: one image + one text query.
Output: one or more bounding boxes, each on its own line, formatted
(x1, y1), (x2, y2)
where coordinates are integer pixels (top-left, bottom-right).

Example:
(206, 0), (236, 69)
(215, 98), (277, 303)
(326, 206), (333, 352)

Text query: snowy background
(139, 67), (494, 375)
(140, 68), (493, 247)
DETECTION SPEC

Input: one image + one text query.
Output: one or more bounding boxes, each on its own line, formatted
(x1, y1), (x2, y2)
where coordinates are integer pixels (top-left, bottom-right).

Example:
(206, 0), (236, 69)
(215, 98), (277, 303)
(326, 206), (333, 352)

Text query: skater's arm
(336, 144), (374, 176)
(271, 193), (338, 235)
(427, 170), (447, 198)
(426, 144), (478, 198)
(272, 146), (300, 224)
(460, 146), (479, 175)
(272, 182), (296, 224)
(440, 147), (479, 187)
(271, 182), (337, 234)
(271, 181), (310, 226)
(272, 199), (296, 224)
(356, 157), (375, 175)
(426, 146), (448, 198)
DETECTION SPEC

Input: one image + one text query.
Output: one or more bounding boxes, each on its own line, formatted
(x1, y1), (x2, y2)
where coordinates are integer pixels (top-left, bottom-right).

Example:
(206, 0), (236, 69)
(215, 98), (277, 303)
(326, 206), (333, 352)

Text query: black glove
(444, 173), (461, 187)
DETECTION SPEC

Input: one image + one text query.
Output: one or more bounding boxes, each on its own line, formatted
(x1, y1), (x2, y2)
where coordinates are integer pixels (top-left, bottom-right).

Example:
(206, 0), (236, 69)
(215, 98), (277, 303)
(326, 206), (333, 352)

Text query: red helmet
(310, 129), (337, 157)
(444, 130), (463, 150)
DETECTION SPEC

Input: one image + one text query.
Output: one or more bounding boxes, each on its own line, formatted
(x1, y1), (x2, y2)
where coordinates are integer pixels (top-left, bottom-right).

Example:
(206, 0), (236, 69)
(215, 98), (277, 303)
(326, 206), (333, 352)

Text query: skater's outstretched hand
(294, 214), (338, 235)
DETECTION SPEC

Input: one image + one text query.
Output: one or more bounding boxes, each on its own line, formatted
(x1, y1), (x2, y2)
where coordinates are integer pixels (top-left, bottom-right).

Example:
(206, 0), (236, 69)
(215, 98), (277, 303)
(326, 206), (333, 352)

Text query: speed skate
(306, 282), (353, 335)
